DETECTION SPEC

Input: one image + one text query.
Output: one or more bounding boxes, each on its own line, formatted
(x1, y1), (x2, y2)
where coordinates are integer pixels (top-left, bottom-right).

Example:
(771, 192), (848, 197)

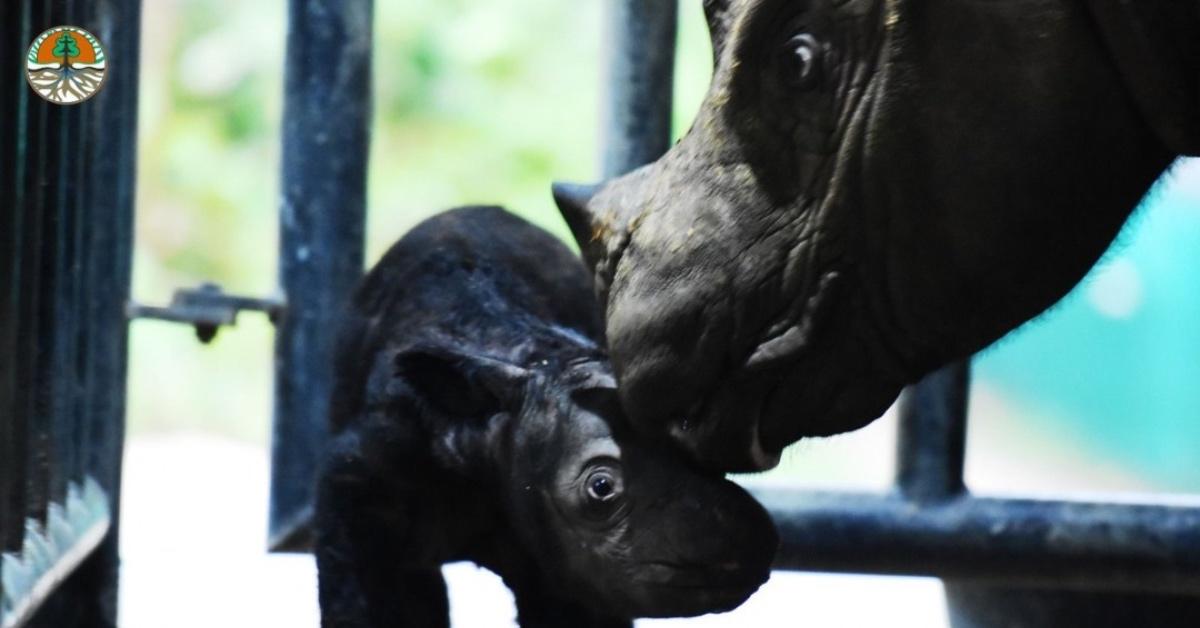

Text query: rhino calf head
(491, 357), (777, 618)
(556, 0), (1179, 471)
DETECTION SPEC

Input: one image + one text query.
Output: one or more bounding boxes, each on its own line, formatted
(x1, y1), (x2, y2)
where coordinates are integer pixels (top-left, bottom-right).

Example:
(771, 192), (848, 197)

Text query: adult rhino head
(555, 0), (1200, 472)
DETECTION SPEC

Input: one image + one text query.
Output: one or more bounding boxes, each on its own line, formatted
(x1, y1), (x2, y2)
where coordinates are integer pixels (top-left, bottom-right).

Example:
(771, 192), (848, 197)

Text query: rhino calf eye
(782, 33), (822, 90)
(586, 470), (620, 502)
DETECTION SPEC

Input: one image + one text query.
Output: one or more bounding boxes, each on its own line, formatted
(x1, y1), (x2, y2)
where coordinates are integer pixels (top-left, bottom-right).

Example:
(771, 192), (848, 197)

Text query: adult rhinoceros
(553, 0), (1200, 472)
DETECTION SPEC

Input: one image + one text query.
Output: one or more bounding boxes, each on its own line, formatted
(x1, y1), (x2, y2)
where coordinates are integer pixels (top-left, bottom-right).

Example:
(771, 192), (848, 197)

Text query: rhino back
(329, 205), (600, 432)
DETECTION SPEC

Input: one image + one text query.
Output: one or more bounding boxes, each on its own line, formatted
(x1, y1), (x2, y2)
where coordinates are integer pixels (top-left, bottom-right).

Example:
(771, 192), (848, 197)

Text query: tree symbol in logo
(26, 26), (108, 104)
(53, 32), (81, 66)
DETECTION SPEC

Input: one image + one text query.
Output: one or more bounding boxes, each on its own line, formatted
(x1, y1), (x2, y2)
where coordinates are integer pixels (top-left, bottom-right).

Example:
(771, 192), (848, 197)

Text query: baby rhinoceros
(315, 206), (778, 628)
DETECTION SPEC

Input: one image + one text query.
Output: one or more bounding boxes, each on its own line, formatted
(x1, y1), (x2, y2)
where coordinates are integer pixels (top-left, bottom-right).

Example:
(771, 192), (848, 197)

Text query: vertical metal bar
(0, 0), (26, 561)
(19, 0), (52, 531)
(269, 0), (372, 551)
(895, 361), (970, 502)
(2, 0), (35, 556)
(70, 35), (94, 491)
(84, 0), (138, 512)
(44, 0), (82, 511)
(61, 0), (93, 496)
(72, 0), (140, 620)
(599, 0), (678, 178)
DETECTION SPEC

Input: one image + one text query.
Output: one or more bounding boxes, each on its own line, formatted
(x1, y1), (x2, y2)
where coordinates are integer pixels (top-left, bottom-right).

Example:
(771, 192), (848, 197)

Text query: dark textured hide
(314, 207), (777, 628)
(554, 0), (1200, 471)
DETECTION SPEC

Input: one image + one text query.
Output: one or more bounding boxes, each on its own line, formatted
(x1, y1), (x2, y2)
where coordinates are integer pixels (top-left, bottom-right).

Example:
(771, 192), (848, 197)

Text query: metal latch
(126, 283), (285, 344)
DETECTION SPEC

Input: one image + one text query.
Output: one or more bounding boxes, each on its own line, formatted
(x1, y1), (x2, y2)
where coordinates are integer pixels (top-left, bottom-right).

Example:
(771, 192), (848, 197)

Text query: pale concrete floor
(118, 434), (949, 627)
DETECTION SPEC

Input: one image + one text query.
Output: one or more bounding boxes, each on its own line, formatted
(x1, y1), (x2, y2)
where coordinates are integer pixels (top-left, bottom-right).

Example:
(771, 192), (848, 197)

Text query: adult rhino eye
(781, 33), (822, 90)
(586, 470), (620, 503)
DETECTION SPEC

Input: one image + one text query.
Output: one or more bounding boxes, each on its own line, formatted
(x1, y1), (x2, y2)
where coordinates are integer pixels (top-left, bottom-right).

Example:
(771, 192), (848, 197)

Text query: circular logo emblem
(25, 26), (108, 105)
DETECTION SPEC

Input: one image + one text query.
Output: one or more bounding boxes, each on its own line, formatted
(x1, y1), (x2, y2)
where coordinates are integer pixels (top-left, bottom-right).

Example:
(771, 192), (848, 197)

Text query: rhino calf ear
(566, 359), (618, 392)
(394, 347), (530, 418)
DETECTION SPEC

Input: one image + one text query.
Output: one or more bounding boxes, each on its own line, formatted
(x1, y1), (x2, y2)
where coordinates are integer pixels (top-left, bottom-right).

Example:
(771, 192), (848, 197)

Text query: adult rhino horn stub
(552, 181), (608, 271)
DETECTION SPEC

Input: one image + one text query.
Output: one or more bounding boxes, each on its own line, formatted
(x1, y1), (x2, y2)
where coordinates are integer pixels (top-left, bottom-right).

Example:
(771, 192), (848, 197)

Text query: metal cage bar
(268, 0), (373, 552)
(600, 0), (678, 179)
(896, 362), (970, 503)
(0, 0), (28, 559)
(759, 489), (1200, 593)
(18, 0), (53, 539)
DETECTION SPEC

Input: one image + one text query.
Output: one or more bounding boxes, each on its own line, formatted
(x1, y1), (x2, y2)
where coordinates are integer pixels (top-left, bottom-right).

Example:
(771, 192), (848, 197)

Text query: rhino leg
(483, 555), (629, 628)
(315, 434), (450, 628)
(509, 585), (631, 628)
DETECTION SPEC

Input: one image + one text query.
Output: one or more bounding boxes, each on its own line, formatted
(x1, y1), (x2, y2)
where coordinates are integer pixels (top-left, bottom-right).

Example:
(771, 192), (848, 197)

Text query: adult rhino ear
(704, 0), (735, 64)
(394, 346), (530, 418)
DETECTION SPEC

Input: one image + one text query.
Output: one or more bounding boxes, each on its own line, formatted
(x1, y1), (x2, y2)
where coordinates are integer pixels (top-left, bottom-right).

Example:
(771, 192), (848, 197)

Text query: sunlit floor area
(118, 434), (949, 628)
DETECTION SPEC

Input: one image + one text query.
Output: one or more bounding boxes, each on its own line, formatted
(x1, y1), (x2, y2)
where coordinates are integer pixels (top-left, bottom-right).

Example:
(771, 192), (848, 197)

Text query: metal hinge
(126, 283), (285, 344)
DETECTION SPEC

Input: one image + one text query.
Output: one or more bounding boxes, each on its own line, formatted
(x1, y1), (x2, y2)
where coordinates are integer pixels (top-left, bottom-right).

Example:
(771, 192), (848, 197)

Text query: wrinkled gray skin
(315, 207), (776, 628)
(554, 0), (1200, 471)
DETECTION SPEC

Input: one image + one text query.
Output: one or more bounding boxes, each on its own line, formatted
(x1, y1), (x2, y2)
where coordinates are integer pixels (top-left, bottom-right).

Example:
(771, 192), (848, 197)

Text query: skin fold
(314, 206), (777, 628)
(553, 0), (1199, 472)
